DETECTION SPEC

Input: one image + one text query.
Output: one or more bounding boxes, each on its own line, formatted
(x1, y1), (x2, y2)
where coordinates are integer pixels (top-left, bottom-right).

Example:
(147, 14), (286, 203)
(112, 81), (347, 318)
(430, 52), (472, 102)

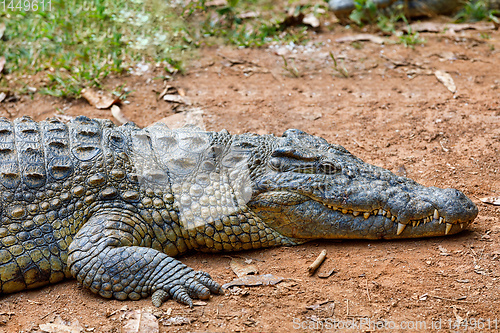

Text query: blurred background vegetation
(0, 0), (497, 97)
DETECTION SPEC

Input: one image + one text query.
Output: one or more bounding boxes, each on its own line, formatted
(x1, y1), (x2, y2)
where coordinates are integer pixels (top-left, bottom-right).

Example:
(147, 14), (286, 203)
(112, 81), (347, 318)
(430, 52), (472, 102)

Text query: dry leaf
(407, 22), (495, 33)
(336, 34), (385, 44)
(242, 66), (269, 75)
(81, 88), (119, 109)
(318, 267), (337, 279)
(161, 316), (191, 326)
(121, 310), (159, 333)
(0, 23), (5, 39)
(435, 51), (457, 61)
(480, 196), (500, 206)
(157, 108), (205, 130)
(222, 274), (285, 288)
(406, 22), (442, 33)
(157, 85), (178, 100)
(447, 22), (495, 32)
(111, 105), (130, 124)
(230, 257), (258, 277)
(39, 315), (85, 333)
(205, 0), (227, 6)
(0, 57), (5, 73)
(301, 112), (322, 121)
(303, 13), (320, 28)
(434, 70), (456, 93)
(239, 11), (259, 19)
(0, 92), (6, 103)
(163, 94), (191, 105)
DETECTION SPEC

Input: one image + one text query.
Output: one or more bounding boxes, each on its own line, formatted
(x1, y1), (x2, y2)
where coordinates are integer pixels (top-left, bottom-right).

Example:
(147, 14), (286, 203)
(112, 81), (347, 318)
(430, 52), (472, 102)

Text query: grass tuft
(454, 0), (500, 23)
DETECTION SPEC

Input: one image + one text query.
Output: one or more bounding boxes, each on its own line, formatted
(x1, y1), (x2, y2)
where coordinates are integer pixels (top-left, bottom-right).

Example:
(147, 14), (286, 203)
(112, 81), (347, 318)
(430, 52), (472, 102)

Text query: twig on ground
(308, 249), (327, 275)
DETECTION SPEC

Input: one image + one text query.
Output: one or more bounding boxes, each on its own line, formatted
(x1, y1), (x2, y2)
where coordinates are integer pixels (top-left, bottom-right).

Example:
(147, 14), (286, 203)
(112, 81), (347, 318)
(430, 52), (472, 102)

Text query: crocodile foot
(67, 210), (224, 307)
(151, 271), (223, 308)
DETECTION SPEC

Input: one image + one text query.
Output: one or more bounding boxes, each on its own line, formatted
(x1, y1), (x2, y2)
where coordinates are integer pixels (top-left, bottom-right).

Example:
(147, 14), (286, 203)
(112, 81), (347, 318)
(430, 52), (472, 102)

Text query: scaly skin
(0, 116), (478, 307)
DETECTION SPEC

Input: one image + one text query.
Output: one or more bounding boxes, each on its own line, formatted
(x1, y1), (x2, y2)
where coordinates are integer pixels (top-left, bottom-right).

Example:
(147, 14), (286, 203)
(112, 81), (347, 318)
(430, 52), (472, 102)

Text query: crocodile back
(0, 116), (135, 293)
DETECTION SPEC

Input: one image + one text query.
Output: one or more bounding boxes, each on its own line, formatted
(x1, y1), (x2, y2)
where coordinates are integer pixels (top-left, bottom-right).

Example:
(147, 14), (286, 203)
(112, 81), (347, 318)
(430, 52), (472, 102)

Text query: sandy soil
(0, 21), (499, 333)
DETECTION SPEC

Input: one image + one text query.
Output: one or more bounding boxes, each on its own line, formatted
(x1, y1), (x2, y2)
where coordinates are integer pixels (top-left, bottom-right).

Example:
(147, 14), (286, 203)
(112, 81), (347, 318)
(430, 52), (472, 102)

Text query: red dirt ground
(0, 21), (499, 332)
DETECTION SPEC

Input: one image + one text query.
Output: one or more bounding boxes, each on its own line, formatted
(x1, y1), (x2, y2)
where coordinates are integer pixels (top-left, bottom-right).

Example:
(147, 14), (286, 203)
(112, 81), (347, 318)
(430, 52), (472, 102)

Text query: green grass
(348, 0), (378, 26)
(348, 0), (425, 47)
(1, 0), (194, 97)
(454, 0), (500, 23)
(345, 0), (499, 48)
(329, 52), (349, 78)
(0, 0), (325, 97)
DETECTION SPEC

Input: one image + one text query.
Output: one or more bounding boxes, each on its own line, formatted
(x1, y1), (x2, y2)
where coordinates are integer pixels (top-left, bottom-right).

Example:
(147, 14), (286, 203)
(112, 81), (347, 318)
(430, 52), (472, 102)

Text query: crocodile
(329, 0), (500, 18)
(0, 116), (478, 307)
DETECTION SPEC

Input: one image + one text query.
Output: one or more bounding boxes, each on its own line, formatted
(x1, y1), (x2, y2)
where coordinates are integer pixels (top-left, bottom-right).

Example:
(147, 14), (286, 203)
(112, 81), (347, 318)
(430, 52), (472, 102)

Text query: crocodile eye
(269, 157), (284, 171)
(316, 161), (341, 174)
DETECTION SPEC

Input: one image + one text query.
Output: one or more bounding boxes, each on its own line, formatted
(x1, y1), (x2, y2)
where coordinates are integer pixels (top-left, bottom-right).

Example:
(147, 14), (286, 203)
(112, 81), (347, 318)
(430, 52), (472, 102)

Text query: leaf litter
(81, 88), (120, 109)
(222, 274), (286, 288)
(121, 309), (159, 333)
(479, 196), (500, 206)
(230, 257), (259, 277)
(39, 315), (86, 333)
(434, 70), (456, 93)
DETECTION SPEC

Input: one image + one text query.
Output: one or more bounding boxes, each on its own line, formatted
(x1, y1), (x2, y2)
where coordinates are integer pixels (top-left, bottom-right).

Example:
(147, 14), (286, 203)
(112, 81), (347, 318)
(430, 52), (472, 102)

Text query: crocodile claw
(151, 290), (170, 307)
(152, 271), (223, 307)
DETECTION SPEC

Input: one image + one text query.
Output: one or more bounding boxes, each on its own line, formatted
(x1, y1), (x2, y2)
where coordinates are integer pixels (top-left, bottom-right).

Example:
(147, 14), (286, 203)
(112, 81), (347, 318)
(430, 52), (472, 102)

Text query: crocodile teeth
(353, 211), (360, 217)
(433, 209), (439, 220)
(380, 210), (386, 216)
(397, 223), (406, 235)
(412, 221), (416, 227)
(439, 217), (444, 224)
(445, 223), (453, 235)
(373, 209), (379, 215)
(416, 220), (421, 227)
(391, 216), (396, 222)
(386, 211), (391, 218)
(342, 209), (348, 214)
(363, 212), (370, 219)
(460, 223), (464, 229)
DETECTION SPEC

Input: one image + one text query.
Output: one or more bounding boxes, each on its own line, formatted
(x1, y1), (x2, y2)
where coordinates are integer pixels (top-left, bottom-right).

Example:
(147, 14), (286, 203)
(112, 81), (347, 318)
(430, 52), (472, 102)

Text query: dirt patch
(1, 24), (499, 332)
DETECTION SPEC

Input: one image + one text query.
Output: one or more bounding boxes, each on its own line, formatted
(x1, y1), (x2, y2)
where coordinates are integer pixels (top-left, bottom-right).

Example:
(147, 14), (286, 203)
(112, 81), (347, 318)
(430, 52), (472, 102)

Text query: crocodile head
(137, 124), (477, 242)
(237, 129), (478, 240)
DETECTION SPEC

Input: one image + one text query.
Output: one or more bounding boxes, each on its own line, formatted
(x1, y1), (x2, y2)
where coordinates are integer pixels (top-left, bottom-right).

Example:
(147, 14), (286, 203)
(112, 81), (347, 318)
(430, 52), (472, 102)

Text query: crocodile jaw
(249, 188), (478, 240)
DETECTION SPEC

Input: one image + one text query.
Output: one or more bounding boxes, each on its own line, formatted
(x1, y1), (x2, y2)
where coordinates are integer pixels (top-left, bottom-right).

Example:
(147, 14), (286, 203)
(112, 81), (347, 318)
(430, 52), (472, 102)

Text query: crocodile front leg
(67, 210), (222, 307)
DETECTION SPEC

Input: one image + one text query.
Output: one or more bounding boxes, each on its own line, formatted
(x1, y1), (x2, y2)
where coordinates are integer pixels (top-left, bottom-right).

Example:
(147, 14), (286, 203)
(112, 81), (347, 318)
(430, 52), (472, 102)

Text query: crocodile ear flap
(271, 147), (297, 158)
(271, 147), (317, 162)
